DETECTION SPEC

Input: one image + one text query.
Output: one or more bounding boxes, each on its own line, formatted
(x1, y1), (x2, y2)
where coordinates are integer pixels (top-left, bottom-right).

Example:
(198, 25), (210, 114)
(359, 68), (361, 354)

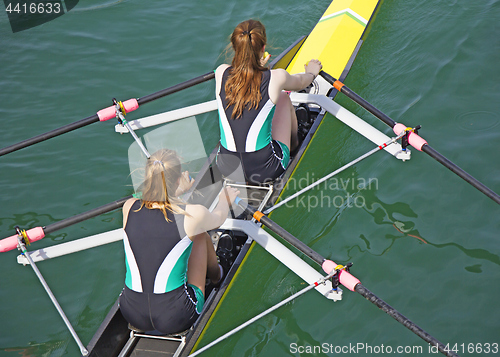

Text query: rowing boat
(2, 0), (389, 354)
(1, 0), (498, 356)
(82, 2), (388, 355)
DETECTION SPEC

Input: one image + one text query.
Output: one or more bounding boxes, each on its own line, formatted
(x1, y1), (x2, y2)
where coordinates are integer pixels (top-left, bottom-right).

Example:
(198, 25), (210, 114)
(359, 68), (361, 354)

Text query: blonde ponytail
(138, 149), (189, 221)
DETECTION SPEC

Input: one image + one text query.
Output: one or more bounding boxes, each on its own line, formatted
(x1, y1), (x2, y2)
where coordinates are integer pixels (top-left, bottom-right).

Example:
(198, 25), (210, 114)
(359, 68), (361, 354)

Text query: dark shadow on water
(359, 178), (500, 267)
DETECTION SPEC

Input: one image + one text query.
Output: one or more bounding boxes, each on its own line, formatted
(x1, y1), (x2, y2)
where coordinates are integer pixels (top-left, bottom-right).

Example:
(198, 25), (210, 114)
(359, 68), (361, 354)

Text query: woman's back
(214, 19), (321, 183)
(118, 149), (239, 334)
(123, 200), (190, 294)
(218, 67), (274, 153)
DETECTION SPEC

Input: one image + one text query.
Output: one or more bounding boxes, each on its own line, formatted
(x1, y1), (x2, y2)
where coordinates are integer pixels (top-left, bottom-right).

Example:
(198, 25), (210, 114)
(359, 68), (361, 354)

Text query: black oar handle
(0, 72), (216, 157)
(355, 284), (459, 357)
(319, 71), (396, 127)
(138, 71), (214, 105)
(421, 145), (500, 204)
(0, 195), (132, 252)
(235, 197), (325, 265)
(319, 71), (500, 205)
(0, 115), (100, 156)
(44, 195), (132, 234)
(234, 197), (459, 357)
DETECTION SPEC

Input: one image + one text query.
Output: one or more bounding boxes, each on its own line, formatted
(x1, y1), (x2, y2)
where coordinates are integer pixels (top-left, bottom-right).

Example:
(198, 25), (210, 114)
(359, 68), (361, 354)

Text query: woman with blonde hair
(119, 149), (239, 334)
(216, 19), (322, 184)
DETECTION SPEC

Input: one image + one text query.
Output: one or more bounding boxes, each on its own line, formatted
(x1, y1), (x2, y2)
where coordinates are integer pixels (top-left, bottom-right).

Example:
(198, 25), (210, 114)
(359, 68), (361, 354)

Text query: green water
(1, 0), (499, 356)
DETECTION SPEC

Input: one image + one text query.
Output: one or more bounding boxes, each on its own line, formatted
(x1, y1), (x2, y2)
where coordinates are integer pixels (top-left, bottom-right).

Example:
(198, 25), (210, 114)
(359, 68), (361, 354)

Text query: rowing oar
(234, 197), (459, 357)
(0, 72), (215, 157)
(0, 196), (130, 253)
(319, 71), (500, 205)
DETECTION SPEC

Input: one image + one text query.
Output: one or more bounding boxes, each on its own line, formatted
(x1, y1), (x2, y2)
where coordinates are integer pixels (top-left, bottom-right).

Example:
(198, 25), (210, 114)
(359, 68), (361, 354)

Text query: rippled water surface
(1, 0), (499, 356)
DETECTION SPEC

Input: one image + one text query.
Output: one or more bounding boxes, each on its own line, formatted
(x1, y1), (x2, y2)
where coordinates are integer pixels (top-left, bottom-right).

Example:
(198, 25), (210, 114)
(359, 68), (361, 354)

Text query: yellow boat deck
(288, 0), (379, 78)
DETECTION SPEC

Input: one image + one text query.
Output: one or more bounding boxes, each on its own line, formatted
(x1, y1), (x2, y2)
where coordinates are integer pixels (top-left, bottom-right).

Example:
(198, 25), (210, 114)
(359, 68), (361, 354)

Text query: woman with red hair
(216, 19), (322, 184)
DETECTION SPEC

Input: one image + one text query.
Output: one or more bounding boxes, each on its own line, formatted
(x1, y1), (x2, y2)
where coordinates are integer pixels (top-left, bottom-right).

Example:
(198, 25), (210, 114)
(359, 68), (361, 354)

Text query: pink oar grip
(322, 259), (360, 292)
(97, 107), (115, 122)
(97, 98), (139, 121)
(0, 227), (45, 253)
(393, 123), (428, 151)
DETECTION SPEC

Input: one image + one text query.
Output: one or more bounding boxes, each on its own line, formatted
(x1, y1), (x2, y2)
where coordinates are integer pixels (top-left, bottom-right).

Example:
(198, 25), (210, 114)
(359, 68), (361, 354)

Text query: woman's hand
(219, 186), (240, 204)
(305, 59), (322, 77)
(260, 51), (271, 67)
(175, 171), (195, 196)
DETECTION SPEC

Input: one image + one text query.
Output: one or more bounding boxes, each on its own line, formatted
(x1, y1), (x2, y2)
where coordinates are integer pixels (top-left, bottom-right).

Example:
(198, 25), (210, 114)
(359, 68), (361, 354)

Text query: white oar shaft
(265, 135), (402, 214)
(18, 238), (89, 356)
(115, 104), (151, 158)
(188, 272), (334, 357)
(124, 120), (150, 158)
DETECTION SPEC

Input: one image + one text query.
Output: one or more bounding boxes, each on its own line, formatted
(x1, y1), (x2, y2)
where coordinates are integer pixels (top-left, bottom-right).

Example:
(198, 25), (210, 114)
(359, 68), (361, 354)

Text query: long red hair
(225, 19), (267, 119)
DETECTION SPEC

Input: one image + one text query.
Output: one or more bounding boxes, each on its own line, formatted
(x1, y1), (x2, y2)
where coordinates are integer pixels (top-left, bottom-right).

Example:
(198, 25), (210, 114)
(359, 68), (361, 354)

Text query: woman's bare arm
(269, 59), (322, 102)
(184, 187), (239, 237)
(122, 198), (138, 229)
